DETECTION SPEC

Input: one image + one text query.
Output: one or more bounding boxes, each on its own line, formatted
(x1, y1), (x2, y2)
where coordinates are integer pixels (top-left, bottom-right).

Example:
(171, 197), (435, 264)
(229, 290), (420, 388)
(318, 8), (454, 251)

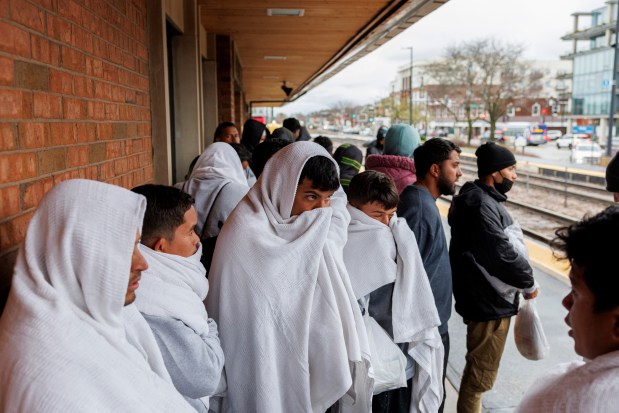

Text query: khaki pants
(456, 317), (511, 413)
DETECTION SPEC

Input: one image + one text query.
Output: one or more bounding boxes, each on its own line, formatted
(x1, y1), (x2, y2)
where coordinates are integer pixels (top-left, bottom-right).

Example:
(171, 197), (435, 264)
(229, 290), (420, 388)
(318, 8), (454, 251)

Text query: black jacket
(448, 180), (534, 321)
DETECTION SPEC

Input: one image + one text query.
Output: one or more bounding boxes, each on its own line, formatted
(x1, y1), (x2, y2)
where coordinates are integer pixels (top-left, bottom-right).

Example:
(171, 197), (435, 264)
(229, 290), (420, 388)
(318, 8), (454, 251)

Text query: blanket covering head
(185, 142), (249, 237)
(0, 179), (194, 413)
(206, 141), (371, 412)
(344, 205), (444, 412)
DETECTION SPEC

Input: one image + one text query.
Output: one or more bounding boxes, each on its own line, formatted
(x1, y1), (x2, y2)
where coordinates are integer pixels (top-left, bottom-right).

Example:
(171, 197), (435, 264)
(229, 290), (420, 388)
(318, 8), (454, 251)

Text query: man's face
(160, 206), (200, 258)
(493, 164), (517, 183)
(354, 201), (396, 226)
(217, 126), (240, 144)
(126, 231), (148, 306)
(562, 264), (619, 359)
(437, 150), (462, 196)
(614, 192), (619, 203)
(290, 178), (334, 216)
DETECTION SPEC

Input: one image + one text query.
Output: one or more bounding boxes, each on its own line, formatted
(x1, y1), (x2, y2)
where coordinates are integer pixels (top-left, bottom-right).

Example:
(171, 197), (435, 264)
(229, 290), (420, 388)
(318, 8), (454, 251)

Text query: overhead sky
(275, 0), (598, 115)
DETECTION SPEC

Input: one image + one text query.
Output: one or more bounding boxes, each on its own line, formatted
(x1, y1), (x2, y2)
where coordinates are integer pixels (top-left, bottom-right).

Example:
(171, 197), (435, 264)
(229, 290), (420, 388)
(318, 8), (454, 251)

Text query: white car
(546, 130), (562, 140)
(556, 134), (589, 149)
(570, 142), (602, 164)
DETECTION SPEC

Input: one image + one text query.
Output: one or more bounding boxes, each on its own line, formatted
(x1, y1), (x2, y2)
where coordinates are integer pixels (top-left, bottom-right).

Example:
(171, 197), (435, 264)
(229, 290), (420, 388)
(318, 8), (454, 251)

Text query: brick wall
(0, 0), (153, 309)
(216, 34), (234, 123)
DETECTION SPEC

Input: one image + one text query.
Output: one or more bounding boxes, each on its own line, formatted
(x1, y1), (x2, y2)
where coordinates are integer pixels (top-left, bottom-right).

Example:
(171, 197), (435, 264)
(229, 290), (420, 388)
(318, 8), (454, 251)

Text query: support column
(216, 35), (235, 123)
(203, 33), (219, 144)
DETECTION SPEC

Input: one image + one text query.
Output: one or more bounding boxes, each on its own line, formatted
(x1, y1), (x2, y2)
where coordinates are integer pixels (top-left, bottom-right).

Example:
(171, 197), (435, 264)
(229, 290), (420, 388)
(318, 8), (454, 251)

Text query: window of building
(507, 106), (516, 116)
(531, 103), (541, 116)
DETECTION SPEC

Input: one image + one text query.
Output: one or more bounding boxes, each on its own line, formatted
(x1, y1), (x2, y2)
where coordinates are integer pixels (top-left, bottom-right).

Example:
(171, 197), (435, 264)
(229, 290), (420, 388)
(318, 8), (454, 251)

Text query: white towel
(0, 179), (194, 413)
(345, 204), (444, 413)
(185, 142), (249, 237)
(206, 141), (371, 413)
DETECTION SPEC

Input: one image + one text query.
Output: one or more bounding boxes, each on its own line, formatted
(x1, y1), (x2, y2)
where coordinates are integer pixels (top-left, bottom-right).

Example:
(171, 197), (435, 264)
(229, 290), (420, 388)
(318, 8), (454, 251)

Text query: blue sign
(573, 125), (594, 134)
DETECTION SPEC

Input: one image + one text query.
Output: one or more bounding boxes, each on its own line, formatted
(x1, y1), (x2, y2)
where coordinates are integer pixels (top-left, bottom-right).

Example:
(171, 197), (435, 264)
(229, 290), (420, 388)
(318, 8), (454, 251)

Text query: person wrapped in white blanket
(0, 179), (195, 413)
(131, 184), (225, 412)
(344, 171), (444, 413)
(206, 141), (372, 412)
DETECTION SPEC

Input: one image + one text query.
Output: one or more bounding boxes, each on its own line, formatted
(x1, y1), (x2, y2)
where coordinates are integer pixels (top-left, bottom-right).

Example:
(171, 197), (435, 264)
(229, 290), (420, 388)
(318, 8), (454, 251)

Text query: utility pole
(607, 1), (619, 157)
(403, 46), (414, 126)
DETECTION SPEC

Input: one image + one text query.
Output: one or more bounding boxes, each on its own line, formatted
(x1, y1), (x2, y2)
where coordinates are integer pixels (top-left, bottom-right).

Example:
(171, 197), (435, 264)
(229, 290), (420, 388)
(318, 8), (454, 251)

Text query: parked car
(546, 130), (562, 140)
(480, 130), (504, 142)
(556, 134), (589, 149)
(599, 137), (619, 150)
(571, 142), (602, 164)
(527, 132), (548, 146)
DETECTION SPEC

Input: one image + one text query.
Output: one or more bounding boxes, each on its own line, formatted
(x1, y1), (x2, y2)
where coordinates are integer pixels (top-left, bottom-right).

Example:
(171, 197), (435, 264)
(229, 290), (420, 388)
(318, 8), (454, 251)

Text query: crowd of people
(0, 117), (618, 413)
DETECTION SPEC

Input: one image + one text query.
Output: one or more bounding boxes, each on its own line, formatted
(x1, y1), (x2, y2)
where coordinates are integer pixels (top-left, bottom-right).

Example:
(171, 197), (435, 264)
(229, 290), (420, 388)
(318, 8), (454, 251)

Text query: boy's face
(562, 263), (619, 359)
(354, 201), (396, 226)
(126, 231), (148, 306)
(161, 206), (200, 258)
(291, 178), (334, 217)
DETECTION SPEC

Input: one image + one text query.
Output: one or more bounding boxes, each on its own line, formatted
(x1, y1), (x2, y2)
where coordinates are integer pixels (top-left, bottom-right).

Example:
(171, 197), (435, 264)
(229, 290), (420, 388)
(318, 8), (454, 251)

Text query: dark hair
(348, 171), (399, 209)
(313, 136), (333, 155)
(213, 121), (238, 139)
(283, 117), (301, 132)
(228, 143), (252, 163)
(414, 138), (461, 180)
(298, 156), (340, 192)
(270, 127), (295, 142)
(131, 184), (194, 246)
(251, 138), (291, 178)
(552, 206), (619, 312)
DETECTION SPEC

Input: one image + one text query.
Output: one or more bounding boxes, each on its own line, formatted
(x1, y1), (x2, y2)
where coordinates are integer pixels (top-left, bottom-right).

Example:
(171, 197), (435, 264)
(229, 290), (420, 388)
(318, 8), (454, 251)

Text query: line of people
(0, 119), (618, 413)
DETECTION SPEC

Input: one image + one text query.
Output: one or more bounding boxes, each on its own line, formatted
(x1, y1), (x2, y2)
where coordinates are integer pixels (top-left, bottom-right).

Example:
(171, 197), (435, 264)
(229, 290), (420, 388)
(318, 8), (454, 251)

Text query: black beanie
(606, 153), (619, 192)
(475, 142), (517, 178)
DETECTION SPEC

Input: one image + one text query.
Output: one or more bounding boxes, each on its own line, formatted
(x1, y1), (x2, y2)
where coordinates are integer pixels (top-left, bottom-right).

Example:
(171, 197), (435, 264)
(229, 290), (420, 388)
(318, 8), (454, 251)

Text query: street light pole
(403, 46), (414, 126)
(607, 1), (619, 157)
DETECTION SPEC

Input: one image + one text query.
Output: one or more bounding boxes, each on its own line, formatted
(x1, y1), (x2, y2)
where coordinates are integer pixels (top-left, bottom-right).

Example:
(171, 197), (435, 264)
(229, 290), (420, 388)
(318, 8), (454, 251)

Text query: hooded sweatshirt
(333, 144), (363, 192)
(241, 119), (268, 154)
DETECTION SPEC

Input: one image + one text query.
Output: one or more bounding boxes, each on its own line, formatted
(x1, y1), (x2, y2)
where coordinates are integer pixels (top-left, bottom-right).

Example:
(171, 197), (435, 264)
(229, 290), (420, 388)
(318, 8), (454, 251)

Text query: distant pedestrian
(270, 127), (295, 142)
(296, 126), (312, 141)
(364, 125), (387, 164)
(213, 122), (240, 144)
(449, 142), (538, 413)
(516, 206), (619, 412)
(605, 153), (619, 202)
(283, 117), (302, 139)
(241, 118), (269, 153)
(398, 138), (462, 412)
(313, 136), (334, 155)
(333, 143), (363, 193)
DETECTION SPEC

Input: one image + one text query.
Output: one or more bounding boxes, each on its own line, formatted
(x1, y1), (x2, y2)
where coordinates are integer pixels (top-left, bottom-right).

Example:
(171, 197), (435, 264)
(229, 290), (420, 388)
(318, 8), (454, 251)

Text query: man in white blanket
(131, 184), (225, 412)
(0, 179), (195, 413)
(516, 206), (619, 412)
(344, 171), (444, 413)
(206, 141), (372, 413)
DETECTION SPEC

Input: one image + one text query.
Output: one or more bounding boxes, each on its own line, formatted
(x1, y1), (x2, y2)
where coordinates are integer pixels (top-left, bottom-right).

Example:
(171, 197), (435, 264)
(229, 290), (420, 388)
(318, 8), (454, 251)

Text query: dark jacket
(448, 180), (534, 321)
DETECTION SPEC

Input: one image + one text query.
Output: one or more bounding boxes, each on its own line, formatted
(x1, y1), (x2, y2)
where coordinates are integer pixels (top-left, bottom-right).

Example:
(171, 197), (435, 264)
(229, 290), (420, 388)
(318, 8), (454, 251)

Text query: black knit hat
(606, 153), (619, 192)
(475, 142), (517, 178)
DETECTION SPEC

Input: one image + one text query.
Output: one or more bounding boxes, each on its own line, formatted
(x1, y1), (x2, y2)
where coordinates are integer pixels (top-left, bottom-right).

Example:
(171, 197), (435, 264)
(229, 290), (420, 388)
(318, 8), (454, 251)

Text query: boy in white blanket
(131, 184), (225, 412)
(206, 142), (372, 413)
(344, 171), (444, 413)
(515, 206), (619, 412)
(0, 179), (195, 413)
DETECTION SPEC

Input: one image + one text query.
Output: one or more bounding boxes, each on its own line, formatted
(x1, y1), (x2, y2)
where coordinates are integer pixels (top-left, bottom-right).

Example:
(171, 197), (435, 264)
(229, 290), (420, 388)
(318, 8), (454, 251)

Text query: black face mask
(493, 172), (513, 194)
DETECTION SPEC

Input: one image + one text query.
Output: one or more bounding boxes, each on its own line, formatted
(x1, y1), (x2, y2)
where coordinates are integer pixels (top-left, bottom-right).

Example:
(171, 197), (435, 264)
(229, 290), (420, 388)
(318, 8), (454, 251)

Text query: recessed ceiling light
(263, 76), (280, 79)
(264, 56), (287, 60)
(267, 8), (305, 17)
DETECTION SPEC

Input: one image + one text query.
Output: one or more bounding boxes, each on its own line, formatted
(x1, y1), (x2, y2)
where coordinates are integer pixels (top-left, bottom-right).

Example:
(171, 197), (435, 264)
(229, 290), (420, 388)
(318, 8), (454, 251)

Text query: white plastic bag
(514, 298), (550, 360)
(364, 314), (407, 394)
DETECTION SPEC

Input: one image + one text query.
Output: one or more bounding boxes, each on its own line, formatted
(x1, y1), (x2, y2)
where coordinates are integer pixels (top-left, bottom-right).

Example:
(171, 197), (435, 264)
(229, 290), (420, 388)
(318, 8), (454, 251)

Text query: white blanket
(515, 350), (619, 412)
(185, 142), (249, 237)
(206, 141), (371, 413)
(0, 179), (193, 413)
(344, 205), (444, 413)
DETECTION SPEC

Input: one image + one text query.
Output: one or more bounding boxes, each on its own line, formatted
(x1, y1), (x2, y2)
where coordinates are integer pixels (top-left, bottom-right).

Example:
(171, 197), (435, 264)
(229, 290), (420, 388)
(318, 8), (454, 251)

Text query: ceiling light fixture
(264, 56), (287, 60)
(267, 8), (305, 17)
(281, 81), (293, 98)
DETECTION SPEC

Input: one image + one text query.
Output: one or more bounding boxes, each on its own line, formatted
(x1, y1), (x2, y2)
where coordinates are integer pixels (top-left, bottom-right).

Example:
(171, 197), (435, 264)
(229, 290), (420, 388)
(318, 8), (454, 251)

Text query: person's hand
(523, 289), (539, 300)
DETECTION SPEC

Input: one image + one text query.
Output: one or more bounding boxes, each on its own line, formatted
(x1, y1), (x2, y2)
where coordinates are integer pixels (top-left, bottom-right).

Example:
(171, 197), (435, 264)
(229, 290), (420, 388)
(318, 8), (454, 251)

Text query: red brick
(0, 56), (13, 85)
(98, 160), (113, 179)
(0, 90), (32, 119)
(61, 46), (85, 72)
(31, 35), (60, 65)
(81, 8), (100, 35)
(94, 80), (111, 100)
(0, 123), (16, 150)
(58, 0), (81, 25)
(21, 176), (53, 210)
(49, 69), (73, 94)
(52, 168), (79, 184)
(49, 122), (75, 145)
(92, 36), (107, 59)
(105, 103), (118, 120)
(71, 26), (93, 54)
(106, 141), (122, 158)
(78, 165), (97, 180)
(66, 144), (88, 167)
(62, 97), (84, 119)
(47, 14), (72, 44)
(10, 0), (45, 33)
(14, 61), (49, 91)
(87, 100), (104, 120)
(0, 212), (34, 250)
(18, 122), (49, 149)
(85, 56), (103, 78)
(0, 152), (37, 183)
(0, 185), (19, 217)
(29, 0), (55, 11)
(37, 147), (66, 174)
(73, 76), (93, 97)
(75, 122), (95, 143)
(33, 93), (62, 118)
(96, 123), (111, 140)
(0, 21), (30, 58)
(0, 0), (7, 18)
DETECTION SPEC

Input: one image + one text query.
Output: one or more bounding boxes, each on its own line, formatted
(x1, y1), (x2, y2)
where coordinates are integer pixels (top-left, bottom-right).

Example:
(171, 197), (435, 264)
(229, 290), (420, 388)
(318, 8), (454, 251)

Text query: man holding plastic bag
(448, 143), (538, 413)
(516, 206), (619, 412)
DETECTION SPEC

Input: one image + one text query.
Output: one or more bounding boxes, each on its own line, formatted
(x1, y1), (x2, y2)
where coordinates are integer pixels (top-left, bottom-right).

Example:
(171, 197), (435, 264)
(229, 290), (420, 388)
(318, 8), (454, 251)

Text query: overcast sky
(275, 0), (598, 115)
